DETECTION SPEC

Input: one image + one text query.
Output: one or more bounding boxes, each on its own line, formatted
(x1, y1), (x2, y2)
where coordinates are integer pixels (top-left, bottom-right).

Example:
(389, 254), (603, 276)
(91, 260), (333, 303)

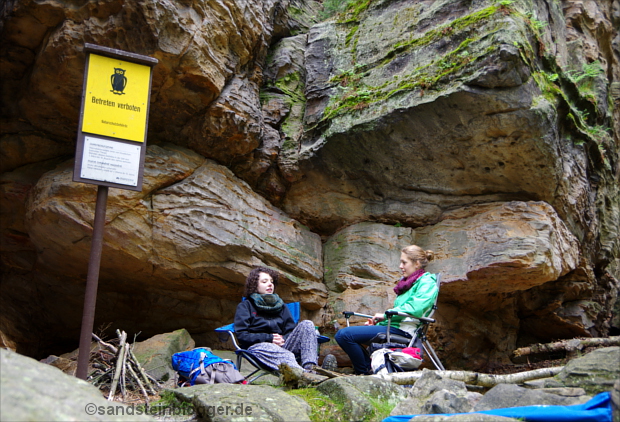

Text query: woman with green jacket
(335, 245), (438, 374)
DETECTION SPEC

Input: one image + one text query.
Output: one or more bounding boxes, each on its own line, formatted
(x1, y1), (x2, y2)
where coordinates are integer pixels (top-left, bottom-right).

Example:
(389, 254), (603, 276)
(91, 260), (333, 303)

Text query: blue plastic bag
(382, 392), (613, 422)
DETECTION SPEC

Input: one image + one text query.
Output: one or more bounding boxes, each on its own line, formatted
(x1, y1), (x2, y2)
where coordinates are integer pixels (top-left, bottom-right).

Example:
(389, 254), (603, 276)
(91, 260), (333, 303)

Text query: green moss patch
(321, 4), (512, 122)
(287, 388), (345, 422)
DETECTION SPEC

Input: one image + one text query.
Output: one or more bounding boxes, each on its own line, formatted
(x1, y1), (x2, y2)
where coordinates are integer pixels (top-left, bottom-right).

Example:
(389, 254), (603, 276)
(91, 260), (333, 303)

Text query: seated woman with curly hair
(234, 267), (319, 372)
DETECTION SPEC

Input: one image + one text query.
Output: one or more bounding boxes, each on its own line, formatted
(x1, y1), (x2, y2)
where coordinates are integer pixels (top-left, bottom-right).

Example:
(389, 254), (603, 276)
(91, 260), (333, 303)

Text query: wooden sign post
(73, 44), (158, 380)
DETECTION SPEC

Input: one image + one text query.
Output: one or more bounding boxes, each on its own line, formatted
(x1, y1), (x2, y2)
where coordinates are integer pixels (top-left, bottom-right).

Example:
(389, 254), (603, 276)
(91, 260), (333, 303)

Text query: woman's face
(256, 272), (275, 294)
(399, 252), (421, 278)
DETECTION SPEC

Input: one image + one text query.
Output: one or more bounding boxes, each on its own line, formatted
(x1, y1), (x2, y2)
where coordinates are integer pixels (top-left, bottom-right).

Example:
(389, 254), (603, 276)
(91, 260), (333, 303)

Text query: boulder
(554, 346), (620, 395)
(132, 328), (195, 383)
(317, 376), (408, 421)
(170, 383), (311, 422)
(390, 370), (480, 416)
(324, 222), (411, 295)
(418, 201), (580, 299)
(324, 222), (412, 324)
(281, 0), (618, 365)
(0, 348), (155, 421)
(24, 146), (326, 305)
(472, 383), (590, 411)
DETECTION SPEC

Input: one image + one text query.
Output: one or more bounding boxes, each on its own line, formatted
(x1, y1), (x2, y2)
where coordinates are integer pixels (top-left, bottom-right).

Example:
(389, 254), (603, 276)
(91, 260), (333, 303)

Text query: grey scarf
(250, 293), (285, 314)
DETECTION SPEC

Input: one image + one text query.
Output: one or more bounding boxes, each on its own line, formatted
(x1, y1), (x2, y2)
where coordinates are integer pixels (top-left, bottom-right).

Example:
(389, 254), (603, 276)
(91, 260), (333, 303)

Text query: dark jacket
(234, 298), (296, 349)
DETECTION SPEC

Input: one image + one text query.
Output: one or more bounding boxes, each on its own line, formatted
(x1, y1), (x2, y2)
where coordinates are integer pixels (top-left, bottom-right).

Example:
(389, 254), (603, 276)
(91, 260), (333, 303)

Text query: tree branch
(372, 367), (564, 387)
(513, 336), (620, 357)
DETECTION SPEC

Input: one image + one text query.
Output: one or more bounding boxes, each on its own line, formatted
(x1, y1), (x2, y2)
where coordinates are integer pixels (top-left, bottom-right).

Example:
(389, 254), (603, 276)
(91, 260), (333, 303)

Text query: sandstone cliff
(1, 0), (618, 370)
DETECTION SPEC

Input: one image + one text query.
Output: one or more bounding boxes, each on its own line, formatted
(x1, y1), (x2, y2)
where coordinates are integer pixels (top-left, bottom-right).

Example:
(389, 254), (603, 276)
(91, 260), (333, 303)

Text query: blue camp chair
(215, 301), (329, 383)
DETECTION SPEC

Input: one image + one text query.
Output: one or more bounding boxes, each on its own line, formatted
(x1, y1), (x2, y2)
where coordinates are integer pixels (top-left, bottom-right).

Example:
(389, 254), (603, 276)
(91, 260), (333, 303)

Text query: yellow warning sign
(82, 54), (151, 142)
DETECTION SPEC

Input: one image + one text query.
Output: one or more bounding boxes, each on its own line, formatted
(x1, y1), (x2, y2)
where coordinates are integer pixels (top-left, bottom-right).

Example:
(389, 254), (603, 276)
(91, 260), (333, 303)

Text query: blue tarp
(383, 392), (612, 422)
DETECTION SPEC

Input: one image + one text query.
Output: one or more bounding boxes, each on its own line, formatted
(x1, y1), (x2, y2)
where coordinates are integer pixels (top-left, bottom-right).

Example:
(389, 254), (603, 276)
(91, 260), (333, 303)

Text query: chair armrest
(342, 311), (374, 319)
(342, 311), (374, 327)
(384, 310), (435, 323)
(214, 324), (241, 349)
(215, 323), (235, 332)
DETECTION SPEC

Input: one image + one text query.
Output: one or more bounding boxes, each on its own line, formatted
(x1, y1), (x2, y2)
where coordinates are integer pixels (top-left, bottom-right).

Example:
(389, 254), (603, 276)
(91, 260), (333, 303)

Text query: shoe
(321, 354), (338, 371)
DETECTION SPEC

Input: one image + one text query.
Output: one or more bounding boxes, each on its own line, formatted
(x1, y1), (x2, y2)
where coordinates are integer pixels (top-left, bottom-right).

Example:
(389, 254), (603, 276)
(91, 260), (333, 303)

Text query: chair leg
(246, 368), (271, 384)
(421, 340), (445, 371)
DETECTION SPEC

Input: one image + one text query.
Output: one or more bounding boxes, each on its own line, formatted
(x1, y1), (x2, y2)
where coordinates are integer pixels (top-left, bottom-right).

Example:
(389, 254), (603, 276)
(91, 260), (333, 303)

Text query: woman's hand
(364, 313), (385, 325)
(272, 333), (285, 346)
(373, 313), (386, 322)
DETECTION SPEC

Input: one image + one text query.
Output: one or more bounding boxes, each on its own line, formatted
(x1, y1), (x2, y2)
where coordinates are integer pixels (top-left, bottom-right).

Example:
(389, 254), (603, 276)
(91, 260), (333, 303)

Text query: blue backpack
(171, 348), (231, 385)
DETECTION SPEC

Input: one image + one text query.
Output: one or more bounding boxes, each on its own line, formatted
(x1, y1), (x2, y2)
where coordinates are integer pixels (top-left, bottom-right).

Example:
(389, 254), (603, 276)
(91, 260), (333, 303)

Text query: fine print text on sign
(81, 137), (141, 186)
(82, 54), (151, 142)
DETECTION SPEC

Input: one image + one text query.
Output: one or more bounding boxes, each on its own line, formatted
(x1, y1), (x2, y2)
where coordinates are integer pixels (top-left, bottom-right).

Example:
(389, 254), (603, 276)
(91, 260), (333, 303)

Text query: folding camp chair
(215, 301), (329, 383)
(342, 273), (445, 371)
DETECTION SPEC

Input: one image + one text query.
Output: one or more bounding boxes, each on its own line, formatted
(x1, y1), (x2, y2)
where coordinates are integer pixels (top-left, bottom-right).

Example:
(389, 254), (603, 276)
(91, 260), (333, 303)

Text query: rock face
(2, 144), (327, 354)
(0, 0), (618, 372)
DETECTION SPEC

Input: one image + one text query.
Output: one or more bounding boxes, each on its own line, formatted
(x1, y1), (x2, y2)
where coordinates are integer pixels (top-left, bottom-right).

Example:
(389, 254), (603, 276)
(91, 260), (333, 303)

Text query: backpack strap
(187, 351), (207, 384)
(199, 351), (206, 376)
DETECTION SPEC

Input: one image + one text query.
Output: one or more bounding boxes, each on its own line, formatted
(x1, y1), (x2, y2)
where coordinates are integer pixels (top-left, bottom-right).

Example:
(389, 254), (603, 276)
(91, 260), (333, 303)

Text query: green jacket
(377, 272), (438, 336)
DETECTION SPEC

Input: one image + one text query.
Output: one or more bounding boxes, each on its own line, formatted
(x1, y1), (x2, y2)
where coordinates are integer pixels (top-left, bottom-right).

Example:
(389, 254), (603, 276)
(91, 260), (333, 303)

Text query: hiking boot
(321, 354), (338, 371)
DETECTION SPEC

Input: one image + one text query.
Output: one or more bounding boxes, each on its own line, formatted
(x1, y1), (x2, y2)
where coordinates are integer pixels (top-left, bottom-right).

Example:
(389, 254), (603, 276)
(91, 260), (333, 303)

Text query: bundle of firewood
(89, 330), (161, 402)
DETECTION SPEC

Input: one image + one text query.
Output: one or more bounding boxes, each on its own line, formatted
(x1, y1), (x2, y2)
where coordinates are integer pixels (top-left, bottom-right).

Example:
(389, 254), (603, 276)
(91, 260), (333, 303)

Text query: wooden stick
(144, 372), (162, 391)
(91, 367), (114, 386)
(120, 341), (129, 400)
(107, 331), (127, 400)
(126, 360), (150, 403)
(372, 367), (564, 387)
(513, 336), (620, 357)
(314, 367), (346, 378)
(92, 333), (118, 354)
(128, 347), (159, 394)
